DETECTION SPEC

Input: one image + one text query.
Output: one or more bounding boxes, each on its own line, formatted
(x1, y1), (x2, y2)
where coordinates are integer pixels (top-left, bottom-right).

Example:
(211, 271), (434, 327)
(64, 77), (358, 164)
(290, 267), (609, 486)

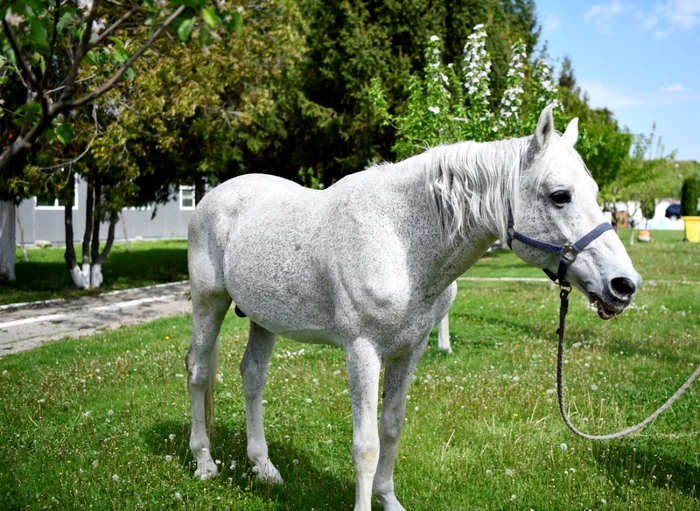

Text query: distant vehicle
(666, 204), (681, 219)
(665, 203), (700, 219)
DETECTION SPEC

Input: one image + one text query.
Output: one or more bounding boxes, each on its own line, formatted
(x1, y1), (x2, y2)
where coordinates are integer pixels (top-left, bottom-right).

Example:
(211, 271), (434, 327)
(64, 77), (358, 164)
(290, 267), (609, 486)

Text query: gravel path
(0, 281), (192, 355)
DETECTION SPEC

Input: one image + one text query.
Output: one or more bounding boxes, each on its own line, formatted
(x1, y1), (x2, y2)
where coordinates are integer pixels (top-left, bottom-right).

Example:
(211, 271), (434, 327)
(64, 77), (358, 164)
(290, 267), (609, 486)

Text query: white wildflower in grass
(165, 455), (173, 462)
(83, 411), (91, 418)
(107, 409), (114, 416)
(169, 434), (175, 441)
(560, 443), (568, 451)
(112, 474), (120, 483)
(305, 398), (312, 404)
(505, 468), (514, 477)
(333, 370), (341, 376)
(293, 459), (300, 465)
(38, 398), (45, 404)
(92, 460), (99, 469)
(230, 460), (237, 469)
(498, 41), (527, 135)
(428, 106), (441, 115)
(591, 383), (599, 391)
(511, 494), (517, 501)
(485, 469), (493, 476)
(174, 492), (182, 500)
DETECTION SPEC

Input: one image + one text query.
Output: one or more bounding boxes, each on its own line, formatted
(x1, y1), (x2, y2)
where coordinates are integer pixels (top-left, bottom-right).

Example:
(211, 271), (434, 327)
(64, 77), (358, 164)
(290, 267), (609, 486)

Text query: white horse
(185, 107), (641, 510)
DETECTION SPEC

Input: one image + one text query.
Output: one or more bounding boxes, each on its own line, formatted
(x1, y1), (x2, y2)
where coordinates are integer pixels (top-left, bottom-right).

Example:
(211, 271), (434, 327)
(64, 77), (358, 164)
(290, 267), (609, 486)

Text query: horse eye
(551, 191), (571, 205)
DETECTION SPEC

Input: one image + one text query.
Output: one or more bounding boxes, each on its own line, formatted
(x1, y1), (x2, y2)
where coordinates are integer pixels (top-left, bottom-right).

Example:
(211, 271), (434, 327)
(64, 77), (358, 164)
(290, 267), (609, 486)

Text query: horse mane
(418, 134), (591, 245)
(419, 137), (528, 244)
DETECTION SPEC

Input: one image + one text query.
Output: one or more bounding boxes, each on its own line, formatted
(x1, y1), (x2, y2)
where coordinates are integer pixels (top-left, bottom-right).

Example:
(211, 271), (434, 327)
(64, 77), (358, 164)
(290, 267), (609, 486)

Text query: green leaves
(55, 124), (75, 145)
(177, 17), (195, 42)
(201, 7), (218, 28)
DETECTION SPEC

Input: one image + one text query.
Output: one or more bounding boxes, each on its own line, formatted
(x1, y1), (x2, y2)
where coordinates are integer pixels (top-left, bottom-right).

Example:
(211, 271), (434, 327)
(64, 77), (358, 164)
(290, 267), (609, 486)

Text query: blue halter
(506, 204), (613, 286)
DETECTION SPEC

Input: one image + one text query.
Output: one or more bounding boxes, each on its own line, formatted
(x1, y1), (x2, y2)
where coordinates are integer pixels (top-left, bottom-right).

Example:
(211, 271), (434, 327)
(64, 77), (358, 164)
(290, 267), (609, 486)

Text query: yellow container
(683, 216), (700, 243)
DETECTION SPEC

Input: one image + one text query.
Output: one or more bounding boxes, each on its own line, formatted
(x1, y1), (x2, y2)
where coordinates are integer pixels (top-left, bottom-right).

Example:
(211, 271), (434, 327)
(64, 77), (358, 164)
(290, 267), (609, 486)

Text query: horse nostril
(611, 277), (637, 298)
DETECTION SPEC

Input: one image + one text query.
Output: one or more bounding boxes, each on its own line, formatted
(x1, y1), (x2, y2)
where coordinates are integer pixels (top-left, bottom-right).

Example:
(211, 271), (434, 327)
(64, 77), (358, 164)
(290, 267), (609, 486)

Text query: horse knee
(352, 439), (380, 472)
(186, 350), (211, 390)
(380, 423), (402, 445)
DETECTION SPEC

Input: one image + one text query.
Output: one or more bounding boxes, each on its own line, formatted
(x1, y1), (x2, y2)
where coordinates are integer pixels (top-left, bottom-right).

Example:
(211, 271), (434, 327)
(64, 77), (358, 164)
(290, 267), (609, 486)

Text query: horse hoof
(252, 462), (284, 485)
(194, 461), (219, 480)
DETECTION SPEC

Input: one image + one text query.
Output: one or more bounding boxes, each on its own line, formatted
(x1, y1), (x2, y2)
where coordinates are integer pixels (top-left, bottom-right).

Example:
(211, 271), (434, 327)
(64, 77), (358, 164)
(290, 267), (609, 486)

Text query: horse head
(511, 106), (641, 319)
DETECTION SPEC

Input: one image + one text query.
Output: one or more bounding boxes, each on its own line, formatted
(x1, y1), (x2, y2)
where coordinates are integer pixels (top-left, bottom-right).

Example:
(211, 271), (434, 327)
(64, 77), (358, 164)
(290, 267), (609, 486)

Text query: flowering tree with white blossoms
(370, 24), (563, 161)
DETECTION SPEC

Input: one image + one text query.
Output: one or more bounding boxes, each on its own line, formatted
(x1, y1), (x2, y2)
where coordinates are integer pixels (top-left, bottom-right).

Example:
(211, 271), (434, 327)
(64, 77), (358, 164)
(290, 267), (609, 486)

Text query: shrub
(681, 176), (698, 217)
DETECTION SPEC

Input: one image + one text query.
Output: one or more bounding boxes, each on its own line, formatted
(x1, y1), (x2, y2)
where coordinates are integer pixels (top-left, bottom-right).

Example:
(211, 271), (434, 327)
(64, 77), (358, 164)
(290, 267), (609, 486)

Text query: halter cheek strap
(506, 204), (613, 286)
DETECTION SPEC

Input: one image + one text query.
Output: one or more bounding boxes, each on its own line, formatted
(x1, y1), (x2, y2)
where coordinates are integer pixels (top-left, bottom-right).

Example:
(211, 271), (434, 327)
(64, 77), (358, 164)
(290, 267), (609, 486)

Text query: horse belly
(221, 197), (337, 341)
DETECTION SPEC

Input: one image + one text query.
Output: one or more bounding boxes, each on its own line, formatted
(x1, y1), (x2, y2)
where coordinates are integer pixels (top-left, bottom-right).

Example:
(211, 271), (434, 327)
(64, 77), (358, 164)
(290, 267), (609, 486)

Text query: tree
(681, 176), (698, 217)
(0, 0), (238, 281)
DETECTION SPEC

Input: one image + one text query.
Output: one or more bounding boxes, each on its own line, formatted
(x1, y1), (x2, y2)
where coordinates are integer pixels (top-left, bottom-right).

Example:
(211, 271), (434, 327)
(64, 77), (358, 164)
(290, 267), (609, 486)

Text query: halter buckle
(561, 244), (577, 263)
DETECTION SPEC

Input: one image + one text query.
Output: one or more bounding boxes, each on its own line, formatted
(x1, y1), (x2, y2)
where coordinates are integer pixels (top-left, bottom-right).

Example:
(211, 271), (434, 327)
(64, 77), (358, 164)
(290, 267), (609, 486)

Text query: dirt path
(0, 281), (192, 355)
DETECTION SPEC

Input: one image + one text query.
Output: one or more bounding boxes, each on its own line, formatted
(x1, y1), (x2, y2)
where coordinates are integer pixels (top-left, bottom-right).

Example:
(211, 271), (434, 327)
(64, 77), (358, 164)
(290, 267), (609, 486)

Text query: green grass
(0, 240), (188, 305)
(1, 231), (699, 509)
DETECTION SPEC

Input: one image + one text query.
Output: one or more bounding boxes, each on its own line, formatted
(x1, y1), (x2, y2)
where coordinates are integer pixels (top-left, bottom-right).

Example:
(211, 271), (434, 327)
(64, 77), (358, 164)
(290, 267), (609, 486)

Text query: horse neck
(410, 139), (525, 295)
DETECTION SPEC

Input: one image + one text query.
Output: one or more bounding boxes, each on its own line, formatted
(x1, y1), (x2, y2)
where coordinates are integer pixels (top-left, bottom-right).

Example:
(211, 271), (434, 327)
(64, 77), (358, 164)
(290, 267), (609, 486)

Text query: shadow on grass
(2, 246), (188, 304)
(144, 419), (359, 510)
(592, 441), (699, 497)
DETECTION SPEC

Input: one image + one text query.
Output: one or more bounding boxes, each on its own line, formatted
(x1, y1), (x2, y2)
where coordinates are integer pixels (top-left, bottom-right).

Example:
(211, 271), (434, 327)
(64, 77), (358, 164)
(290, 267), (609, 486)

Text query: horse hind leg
(241, 321), (283, 484)
(186, 289), (231, 480)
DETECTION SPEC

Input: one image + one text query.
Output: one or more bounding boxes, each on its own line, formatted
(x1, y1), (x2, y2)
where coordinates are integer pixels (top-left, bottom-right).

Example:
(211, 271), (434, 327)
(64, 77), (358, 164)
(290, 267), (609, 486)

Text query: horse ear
(531, 105), (554, 153)
(562, 118), (579, 146)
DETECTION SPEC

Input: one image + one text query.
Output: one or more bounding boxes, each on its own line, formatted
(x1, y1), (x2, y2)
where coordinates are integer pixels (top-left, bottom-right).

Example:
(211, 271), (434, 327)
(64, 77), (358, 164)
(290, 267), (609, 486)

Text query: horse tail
(205, 340), (219, 435)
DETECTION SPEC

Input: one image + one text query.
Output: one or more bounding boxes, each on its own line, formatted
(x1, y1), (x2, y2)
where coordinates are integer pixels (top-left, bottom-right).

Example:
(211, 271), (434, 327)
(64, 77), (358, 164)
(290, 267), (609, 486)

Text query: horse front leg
(346, 338), (382, 511)
(373, 337), (429, 511)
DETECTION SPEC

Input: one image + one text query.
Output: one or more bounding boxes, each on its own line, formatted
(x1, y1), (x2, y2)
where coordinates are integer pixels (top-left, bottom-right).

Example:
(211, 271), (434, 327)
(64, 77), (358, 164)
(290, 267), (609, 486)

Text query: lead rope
(556, 285), (700, 441)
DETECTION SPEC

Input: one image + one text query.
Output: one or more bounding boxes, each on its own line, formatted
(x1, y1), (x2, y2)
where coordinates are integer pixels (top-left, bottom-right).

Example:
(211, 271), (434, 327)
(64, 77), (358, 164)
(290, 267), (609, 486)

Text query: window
(180, 186), (196, 210)
(34, 183), (78, 210)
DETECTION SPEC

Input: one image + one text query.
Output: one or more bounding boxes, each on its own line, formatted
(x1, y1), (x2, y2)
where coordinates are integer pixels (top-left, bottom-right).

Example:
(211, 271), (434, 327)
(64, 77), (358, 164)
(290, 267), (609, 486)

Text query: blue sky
(536, 0), (699, 161)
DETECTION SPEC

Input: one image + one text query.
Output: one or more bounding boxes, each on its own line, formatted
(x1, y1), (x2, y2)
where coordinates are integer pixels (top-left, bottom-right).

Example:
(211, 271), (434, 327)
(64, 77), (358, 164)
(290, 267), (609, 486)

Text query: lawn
(0, 240), (188, 305)
(0, 230), (699, 510)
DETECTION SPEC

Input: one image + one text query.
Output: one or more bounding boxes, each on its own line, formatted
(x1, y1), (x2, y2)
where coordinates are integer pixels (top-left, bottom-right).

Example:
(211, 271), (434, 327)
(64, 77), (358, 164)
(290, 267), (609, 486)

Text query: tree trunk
(82, 173), (94, 286)
(120, 210), (131, 253)
(64, 173), (87, 289)
(91, 211), (118, 288)
(629, 222), (635, 246)
(0, 200), (17, 281)
(15, 204), (28, 262)
(194, 175), (205, 207)
(90, 175), (102, 265)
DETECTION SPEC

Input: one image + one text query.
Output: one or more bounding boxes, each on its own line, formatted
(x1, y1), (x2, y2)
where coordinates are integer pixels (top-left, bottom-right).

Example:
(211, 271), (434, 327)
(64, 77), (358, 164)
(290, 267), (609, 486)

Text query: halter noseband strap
(506, 203), (613, 286)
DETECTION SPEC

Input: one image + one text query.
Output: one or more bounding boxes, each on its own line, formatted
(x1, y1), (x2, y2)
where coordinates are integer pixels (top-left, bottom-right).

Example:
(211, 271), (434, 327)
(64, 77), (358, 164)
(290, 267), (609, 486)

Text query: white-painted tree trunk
(82, 263), (91, 289)
(437, 314), (452, 353)
(91, 263), (103, 288)
(70, 265), (88, 289)
(0, 200), (17, 281)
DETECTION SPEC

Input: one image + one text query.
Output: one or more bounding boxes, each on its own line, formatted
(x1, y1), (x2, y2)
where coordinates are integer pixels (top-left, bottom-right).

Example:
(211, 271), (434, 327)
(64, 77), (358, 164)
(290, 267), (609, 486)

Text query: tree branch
(87, 5), (140, 52)
(44, 0), (62, 89)
(1, 18), (49, 117)
(66, 4), (186, 109)
(59, 0), (101, 105)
